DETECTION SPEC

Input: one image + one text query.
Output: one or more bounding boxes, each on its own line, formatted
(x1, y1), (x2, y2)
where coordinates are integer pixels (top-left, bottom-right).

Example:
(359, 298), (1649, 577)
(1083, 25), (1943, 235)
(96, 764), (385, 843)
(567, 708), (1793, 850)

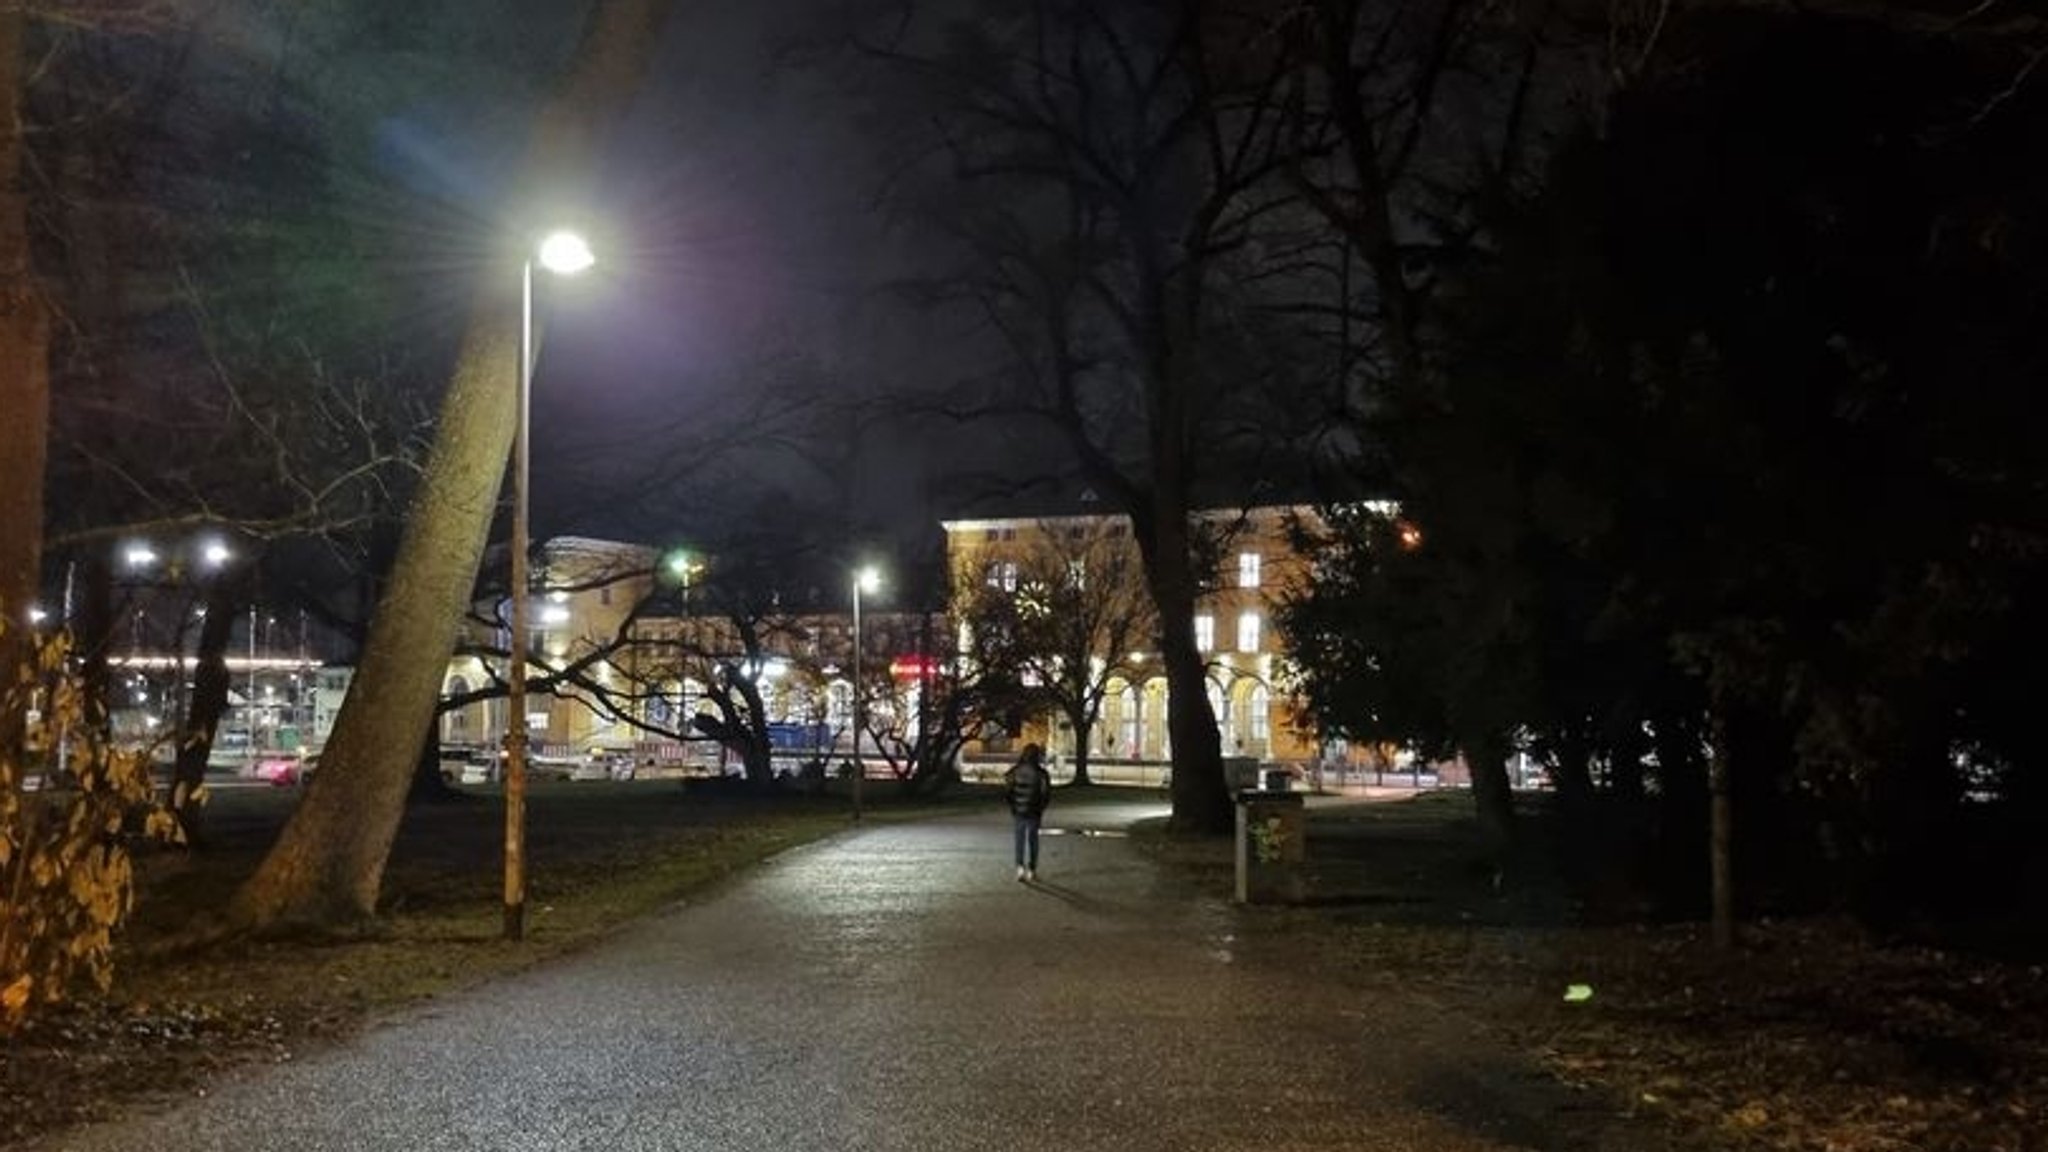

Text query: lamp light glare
(538, 231), (595, 275)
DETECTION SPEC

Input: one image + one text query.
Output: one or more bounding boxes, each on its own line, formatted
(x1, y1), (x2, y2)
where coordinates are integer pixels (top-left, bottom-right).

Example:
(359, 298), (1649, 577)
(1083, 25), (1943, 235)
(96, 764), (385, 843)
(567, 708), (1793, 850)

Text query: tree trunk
(1549, 726), (1595, 818)
(408, 723), (458, 803)
(1068, 713), (1093, 787)
(736, 676), (773, 788)
(226, 0), (678, 932)
(1142, 508), (1228, 832)
(1608, 716), (1648, 804)
(0, 7), (50, 754)
(74, 558), (114, 741)
(170, 578), (242, 844)
(1707, 709), (1736, 950)
(1464, 729), (1516, 851)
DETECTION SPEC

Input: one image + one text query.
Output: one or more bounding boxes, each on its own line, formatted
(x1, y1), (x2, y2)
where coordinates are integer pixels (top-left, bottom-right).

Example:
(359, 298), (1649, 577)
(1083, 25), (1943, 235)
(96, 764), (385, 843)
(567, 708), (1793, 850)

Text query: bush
(0, 632), (179, 1036)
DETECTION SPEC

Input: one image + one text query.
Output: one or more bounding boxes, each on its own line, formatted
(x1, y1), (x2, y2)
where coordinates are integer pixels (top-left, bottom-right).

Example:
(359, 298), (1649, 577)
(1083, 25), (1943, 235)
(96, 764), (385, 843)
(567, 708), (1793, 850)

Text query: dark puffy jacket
(1004, 760), (1052, 817)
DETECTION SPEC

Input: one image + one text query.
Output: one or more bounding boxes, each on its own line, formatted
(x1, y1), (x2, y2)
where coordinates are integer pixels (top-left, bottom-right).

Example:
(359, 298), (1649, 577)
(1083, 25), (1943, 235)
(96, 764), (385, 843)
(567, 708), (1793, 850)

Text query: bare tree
(953, 518), (1156, 786)
(858, 0), (1316, 831)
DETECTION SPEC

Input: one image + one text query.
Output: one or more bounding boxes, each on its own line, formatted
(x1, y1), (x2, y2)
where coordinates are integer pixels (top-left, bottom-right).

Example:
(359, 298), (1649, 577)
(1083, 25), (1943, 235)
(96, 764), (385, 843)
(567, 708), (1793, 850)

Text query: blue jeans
(1012, 813), (1042, 870)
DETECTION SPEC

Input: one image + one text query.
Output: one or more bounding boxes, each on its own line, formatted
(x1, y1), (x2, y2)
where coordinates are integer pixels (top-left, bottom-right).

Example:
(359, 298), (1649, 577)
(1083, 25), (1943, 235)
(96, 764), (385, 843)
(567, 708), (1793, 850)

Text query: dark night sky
(221, 1), (986, 556)
(511, 2), (986, 552)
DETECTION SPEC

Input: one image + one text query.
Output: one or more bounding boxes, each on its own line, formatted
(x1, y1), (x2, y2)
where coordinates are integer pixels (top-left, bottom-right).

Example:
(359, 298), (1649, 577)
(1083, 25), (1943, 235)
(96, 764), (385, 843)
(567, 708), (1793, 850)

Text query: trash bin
(1222, 756), (1261, 792)
(1234, 789), (1306, 904)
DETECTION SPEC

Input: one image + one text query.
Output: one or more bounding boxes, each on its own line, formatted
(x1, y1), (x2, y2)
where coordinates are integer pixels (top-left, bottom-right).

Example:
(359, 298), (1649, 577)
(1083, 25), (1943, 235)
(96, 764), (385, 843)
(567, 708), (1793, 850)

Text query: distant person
(1004, 743), (1053, 882)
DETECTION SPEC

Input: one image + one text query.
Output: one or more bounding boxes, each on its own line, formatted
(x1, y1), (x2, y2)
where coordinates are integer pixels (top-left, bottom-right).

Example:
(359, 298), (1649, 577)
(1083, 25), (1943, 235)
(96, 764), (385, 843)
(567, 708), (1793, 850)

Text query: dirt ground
(1204, 795), (2048, 1152)
(3, 785), (2044, 1151)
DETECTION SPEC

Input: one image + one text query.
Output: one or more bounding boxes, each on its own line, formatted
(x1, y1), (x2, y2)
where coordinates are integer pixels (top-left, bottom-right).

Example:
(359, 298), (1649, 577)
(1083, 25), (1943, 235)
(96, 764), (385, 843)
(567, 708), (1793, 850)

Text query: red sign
(889, 655), (941, 679)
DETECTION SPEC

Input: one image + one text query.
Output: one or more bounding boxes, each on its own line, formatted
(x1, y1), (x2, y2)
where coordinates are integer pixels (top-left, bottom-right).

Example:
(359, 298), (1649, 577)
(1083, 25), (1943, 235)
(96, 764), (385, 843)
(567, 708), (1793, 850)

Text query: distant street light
(851, 565), (881, 823)
(505, 228), (595, 943)
(665, 549), (701, 614)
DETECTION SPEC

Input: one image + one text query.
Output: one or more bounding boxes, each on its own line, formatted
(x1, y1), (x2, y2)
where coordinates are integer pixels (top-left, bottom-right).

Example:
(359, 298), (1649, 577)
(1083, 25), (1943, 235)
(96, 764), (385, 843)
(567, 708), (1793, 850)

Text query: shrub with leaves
(1, 629), (179, 1036)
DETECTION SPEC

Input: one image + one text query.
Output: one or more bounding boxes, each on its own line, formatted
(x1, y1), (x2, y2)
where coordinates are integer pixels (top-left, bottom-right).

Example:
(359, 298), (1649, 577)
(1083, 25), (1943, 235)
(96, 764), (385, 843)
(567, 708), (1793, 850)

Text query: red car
(251, 757), (303, 786)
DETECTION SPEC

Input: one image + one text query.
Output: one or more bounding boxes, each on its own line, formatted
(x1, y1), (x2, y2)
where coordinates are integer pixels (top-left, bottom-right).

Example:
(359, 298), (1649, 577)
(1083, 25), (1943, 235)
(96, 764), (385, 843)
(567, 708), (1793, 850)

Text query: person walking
(1004, 743), (1053, 882)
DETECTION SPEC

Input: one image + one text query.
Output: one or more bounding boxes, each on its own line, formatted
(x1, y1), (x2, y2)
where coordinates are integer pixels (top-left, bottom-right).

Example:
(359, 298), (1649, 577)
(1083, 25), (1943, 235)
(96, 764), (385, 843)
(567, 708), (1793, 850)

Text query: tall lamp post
(504, 228), (595, 942)
(850, 565), (880, 822)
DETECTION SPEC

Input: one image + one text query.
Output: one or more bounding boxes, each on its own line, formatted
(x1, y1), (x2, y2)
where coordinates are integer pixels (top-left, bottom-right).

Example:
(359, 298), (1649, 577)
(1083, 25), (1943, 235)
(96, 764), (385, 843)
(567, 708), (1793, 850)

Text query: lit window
(1195, 614), (1215, 653)
(1238, 552), (1262, 588)
(1067, 560), (1086, 588)
(1236, 612), (1260, 653)
(1001, 561), (1018, 591)
(1250, 685), (1270, 741)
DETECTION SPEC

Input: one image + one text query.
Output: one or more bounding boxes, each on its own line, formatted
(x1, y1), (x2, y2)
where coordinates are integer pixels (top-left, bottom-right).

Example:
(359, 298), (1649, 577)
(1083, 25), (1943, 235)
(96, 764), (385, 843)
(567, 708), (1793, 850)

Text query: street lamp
(505, 227), (595, 943)
(665, 549), (700, 614)
(851, 565), (881, 823)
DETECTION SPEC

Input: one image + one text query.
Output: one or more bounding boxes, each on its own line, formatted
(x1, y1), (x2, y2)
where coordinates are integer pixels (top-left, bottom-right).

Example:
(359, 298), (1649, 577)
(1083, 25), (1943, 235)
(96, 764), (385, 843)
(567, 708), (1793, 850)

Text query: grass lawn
(1137, 791), (2048, 1152)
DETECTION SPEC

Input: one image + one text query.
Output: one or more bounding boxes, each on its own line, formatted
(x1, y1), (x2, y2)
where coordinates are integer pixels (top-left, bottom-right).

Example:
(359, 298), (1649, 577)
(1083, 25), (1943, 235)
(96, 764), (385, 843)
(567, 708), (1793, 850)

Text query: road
(36, 799), (1654, 1151)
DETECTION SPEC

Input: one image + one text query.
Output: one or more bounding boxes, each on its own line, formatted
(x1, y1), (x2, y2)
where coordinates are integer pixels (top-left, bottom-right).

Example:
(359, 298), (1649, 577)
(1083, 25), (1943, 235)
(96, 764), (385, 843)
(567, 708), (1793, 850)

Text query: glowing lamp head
(537, 230), (595, 275)
(855, 566), (882, 595)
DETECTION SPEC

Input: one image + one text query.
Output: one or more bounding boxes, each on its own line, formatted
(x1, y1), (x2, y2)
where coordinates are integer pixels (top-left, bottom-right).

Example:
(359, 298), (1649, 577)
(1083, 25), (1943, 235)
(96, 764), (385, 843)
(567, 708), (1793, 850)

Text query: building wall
(440, 512), (1336, 774)
(941, 505), (1326, 768)
(441, 536), (657, 755)
(442, 536), (932, 761)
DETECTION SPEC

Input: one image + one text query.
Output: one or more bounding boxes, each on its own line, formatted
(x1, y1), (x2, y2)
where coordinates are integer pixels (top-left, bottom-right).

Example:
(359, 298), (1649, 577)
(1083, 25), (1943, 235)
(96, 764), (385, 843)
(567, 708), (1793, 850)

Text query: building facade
(440, 537), (661, 756)
(941, 505), (1326, 769)
(440, 537), (933, 767)
(438, 510), (1338, 777)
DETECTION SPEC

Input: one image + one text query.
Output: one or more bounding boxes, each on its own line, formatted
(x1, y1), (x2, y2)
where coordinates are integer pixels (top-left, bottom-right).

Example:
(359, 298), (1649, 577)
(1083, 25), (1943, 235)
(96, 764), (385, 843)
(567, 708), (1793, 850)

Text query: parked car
(567, 752), (632, 782)
(458, 749), (503, 785)
(251, 756), (302, 786)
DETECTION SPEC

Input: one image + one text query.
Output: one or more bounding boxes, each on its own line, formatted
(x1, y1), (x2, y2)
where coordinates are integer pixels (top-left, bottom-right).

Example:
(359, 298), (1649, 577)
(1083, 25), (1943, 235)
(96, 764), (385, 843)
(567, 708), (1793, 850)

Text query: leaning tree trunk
(227, 0), (679, 931)
(0, 7), (50, 754)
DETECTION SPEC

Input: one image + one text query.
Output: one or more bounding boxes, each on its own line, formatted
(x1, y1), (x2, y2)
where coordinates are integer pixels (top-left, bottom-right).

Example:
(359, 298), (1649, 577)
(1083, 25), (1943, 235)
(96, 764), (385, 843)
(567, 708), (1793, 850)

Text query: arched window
(446, 677), (470, 734)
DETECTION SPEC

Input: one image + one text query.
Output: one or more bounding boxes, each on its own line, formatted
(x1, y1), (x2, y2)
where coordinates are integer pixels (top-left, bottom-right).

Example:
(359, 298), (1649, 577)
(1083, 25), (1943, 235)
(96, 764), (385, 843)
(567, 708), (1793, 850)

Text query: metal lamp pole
(505, 230), (594, 942)
(851, 566), (879, 822)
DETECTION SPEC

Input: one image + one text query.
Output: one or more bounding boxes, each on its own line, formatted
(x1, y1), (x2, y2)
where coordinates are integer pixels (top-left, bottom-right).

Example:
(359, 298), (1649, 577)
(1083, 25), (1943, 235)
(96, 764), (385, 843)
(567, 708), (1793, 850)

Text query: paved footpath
(37, 800), (1659, 1152)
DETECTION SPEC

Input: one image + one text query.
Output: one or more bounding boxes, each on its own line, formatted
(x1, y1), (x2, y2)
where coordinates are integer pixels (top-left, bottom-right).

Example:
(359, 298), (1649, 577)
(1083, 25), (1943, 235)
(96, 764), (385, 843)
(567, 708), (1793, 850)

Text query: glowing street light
(851, 565), (882, 823)
(665, 549), (702, 614)
(504, 227), (595, 943)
